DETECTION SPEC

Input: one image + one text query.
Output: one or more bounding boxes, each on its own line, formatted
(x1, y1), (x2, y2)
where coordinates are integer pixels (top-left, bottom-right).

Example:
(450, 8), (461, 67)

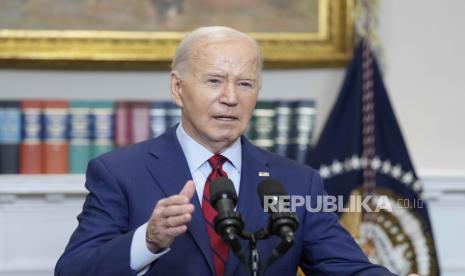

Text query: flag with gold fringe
(308, 40), (440, 276)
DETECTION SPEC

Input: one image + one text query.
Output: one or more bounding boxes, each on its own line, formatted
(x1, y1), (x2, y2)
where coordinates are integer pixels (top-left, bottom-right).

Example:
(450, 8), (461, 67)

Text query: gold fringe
(354, 0), (386, 73)
(339, 189), (363, 240)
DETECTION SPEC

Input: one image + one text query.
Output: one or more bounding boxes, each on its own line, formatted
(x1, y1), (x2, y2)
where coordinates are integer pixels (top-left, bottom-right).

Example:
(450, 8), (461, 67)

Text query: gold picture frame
(0, 0), (353, 69)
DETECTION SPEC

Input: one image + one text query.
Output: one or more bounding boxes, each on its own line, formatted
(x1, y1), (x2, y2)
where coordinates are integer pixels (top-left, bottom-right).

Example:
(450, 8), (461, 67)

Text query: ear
(170, 71), (184, 108)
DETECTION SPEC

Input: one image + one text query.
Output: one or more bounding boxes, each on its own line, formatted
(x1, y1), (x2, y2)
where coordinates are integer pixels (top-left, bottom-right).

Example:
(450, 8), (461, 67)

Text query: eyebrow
(238, 78), (256, 81)
(206, 73), (227, 78)
(204, 72), (257, 82)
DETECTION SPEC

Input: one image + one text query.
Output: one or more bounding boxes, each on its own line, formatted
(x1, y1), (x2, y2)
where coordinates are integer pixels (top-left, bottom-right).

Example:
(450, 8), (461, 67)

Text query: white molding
(0, 172), (464, 196)
(0, 259), (55, 271)
(0, 171), (456, 201)
(0, 175), (86, 194)
(442, 260), (465, 272)
(420, 170), (465, 190)
(419, 171), (465, 203)
(418, 169), (465, 179)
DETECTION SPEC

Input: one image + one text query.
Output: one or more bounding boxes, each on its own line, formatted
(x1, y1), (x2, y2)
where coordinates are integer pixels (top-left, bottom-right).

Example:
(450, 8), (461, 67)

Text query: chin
(210, 130), (241, 143)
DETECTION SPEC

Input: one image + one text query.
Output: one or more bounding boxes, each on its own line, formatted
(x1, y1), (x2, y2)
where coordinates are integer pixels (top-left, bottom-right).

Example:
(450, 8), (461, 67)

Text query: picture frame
(0, 0), (353, 69)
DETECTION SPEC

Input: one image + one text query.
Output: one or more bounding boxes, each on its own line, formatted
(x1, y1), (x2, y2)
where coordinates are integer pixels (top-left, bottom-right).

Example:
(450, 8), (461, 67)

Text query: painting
(0, 0), (353, 69)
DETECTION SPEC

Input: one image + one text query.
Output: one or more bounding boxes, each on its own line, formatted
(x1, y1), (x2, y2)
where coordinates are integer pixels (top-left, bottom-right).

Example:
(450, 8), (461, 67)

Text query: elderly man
(55, 26), (395, 276)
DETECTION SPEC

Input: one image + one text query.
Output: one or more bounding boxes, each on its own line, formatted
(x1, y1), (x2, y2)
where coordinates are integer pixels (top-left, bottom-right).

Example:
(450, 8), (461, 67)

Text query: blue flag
(309, 41), (439, 276)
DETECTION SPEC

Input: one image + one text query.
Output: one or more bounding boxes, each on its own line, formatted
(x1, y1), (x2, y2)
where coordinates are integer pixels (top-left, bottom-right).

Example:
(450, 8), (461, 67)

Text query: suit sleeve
(55, 158), (138, 276)
(299, 169), (397, 275)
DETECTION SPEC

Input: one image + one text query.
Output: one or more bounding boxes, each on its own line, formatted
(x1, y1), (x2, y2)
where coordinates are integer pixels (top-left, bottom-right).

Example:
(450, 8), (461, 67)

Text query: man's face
(171, 38), (261, 152)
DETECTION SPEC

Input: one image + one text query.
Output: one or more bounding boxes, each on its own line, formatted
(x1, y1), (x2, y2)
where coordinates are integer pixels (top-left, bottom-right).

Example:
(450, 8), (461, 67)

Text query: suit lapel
(225, 137), (270, 276)
(146, 127), (215, 274)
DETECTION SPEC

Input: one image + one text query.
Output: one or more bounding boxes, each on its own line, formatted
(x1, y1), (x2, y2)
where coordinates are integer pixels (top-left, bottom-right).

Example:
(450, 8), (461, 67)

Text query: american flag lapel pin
(258, 171), (269, 177)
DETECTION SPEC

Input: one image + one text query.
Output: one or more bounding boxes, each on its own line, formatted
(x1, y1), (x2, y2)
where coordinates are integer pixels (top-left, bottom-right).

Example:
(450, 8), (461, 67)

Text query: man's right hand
(146, 180), (196, 253)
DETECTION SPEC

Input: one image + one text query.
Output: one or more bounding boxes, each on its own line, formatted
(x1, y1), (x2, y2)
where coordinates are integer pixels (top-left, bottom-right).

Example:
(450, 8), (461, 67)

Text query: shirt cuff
(130, 222), (170, 273)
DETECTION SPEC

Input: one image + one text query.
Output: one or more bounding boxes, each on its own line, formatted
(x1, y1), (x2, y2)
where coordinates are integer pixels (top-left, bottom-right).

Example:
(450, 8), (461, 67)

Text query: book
(247, 101), (276, 152)
(150, 101), (168, 138)
(0, 101), (21, 174)
(165, 102), (181, 128)
(43, 100), (69, 174)
(91, 101), (114, 158)
(68, 101), (92, 174)
(19, 100), (43, 174)
(273, 100), (293, 157)
(288, 100), (316, 163)
(115, 101), (130, 148)
(130, 101), (151, 143)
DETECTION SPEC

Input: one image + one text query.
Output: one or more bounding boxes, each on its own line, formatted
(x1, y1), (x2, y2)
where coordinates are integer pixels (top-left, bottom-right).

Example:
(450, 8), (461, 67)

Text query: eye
(207, 78), (222, 85)
(238, 81), (253, 88)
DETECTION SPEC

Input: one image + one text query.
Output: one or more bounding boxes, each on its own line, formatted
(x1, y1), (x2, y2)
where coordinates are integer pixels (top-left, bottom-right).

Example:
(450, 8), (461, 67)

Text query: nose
(220, 82), (238, 106)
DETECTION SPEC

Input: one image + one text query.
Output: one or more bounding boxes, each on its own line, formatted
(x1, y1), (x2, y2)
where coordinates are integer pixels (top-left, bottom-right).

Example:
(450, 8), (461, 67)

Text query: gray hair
(171, 26), (263, 79)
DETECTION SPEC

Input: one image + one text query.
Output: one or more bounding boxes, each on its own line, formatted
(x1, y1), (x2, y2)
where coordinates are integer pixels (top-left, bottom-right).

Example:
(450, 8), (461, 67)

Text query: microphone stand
(248, 233), (261, 276)
(234, 229), (266, 276)
(222, 218), (296, 276)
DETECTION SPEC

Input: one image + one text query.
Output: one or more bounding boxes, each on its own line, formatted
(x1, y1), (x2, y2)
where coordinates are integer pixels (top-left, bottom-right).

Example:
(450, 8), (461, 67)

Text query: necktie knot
(208, 154), (227, 170)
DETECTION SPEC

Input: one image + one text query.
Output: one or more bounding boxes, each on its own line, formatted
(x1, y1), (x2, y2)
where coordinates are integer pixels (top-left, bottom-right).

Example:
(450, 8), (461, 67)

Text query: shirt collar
(176, 123), (242, 173)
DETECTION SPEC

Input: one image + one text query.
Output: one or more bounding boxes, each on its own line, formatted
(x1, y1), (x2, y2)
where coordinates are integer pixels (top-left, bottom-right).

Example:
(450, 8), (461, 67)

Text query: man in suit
(55, 26), (395, 275)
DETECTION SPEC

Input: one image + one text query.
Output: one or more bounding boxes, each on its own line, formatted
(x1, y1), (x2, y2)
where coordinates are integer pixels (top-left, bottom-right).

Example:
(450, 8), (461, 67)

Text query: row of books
(0, 100), (315, 174)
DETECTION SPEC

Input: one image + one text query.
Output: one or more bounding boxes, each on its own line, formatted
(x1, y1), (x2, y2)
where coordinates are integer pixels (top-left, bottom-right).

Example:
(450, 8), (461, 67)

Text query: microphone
(257, 178), (298, 242)
(257, 178), (299, 268)
(210, 177), (244, 254)
(210, 176), (237, 215)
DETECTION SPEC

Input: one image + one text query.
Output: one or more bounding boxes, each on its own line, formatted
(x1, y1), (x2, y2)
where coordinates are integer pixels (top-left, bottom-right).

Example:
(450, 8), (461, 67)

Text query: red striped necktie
(202, 154), (229, 276)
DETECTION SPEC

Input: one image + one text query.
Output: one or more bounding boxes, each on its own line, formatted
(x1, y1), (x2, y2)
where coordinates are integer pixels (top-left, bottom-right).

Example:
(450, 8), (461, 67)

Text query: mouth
(213, 115), (239, 121)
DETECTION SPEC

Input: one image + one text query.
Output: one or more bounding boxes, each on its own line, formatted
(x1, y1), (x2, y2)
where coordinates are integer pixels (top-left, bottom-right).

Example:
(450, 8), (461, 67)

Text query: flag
(308, 41), (440, 276)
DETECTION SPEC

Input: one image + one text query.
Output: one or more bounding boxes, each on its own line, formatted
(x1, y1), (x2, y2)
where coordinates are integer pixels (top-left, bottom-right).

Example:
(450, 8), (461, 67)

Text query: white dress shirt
(130, 123), (242, 273)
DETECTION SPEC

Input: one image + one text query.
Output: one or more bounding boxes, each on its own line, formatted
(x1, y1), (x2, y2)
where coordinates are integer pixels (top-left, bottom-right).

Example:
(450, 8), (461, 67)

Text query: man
(55, 26), (395, 275)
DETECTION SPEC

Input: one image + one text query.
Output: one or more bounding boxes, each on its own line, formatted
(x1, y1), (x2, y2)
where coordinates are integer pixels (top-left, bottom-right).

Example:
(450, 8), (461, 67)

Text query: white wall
(378, 0), (465, 174)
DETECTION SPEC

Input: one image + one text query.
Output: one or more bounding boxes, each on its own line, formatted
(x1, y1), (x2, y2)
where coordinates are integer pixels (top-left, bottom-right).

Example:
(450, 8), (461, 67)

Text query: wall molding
(1, 171), (464, 196)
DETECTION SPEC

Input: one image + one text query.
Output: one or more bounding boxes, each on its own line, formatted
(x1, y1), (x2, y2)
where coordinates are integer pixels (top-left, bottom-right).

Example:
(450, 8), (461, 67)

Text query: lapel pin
(258, 171), (269, 177)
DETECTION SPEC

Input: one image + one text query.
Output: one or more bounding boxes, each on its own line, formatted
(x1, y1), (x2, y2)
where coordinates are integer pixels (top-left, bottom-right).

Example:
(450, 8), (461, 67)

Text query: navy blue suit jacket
(55, 126), (394, 276)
